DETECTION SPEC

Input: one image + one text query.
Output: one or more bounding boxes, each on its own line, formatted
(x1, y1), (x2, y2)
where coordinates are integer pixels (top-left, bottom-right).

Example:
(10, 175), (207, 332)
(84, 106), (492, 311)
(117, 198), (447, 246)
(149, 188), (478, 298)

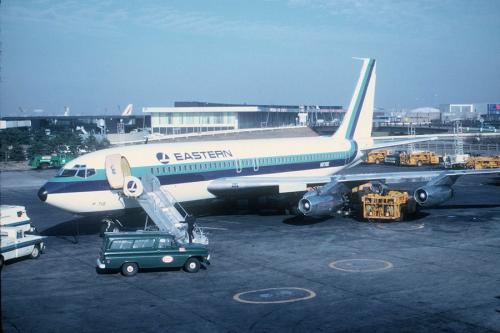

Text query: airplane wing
(361, 136), (437, 152)
(207, 168), (500, 196)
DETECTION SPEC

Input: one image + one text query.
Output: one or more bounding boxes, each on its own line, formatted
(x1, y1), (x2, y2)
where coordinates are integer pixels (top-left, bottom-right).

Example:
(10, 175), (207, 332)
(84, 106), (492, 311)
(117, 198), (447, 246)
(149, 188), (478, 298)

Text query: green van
(96, 231), (210, 276)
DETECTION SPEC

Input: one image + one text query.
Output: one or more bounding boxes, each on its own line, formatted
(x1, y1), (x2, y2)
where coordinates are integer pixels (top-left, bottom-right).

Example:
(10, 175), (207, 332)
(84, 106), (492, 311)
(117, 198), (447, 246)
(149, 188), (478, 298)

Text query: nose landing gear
(100, 217), (123, 236)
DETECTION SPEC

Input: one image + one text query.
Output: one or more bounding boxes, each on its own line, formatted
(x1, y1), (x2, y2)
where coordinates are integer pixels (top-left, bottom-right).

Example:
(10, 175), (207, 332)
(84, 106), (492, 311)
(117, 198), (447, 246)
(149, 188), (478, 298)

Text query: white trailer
(0, 205), (36, 233)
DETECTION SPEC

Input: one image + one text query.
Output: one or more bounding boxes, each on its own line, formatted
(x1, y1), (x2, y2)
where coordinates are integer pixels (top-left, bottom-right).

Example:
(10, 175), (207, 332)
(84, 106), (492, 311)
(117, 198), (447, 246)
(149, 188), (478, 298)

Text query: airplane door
(105, 154), (132, 189)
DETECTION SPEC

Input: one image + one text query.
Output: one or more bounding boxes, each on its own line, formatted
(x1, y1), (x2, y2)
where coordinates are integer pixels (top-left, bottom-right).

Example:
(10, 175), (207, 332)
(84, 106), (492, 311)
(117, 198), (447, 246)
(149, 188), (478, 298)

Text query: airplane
(37, 58), (499, 229)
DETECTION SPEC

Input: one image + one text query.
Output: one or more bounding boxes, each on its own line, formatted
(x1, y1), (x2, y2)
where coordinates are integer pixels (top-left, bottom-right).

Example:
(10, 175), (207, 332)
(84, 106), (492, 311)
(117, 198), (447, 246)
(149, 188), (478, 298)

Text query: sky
(1, 0), (500, 116)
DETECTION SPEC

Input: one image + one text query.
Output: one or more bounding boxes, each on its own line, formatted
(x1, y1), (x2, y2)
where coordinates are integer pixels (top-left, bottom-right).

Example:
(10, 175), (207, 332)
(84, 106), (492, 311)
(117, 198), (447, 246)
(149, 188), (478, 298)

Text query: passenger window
(132, 238), (155, 249)
(158, 238), (172, 249)
(110, 239), (134, 250)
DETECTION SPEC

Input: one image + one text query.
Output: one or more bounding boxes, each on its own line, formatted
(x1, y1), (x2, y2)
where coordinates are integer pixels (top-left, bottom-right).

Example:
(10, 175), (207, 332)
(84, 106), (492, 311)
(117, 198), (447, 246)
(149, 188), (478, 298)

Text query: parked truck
(399, 151), (440, 167)
(465, 156), (500, 169)
(29, 153), (74, 169)
(366, 150), (389, 164)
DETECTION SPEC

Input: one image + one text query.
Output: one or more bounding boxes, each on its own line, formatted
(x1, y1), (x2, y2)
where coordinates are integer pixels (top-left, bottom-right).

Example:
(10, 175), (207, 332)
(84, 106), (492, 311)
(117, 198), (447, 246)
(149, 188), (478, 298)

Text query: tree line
(0, 128), (110, 162)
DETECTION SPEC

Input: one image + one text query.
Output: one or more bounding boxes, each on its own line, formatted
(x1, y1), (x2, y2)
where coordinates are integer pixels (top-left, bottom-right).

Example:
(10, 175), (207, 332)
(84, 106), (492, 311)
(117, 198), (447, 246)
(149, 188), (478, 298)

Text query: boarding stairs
(134, 173), (208, 245)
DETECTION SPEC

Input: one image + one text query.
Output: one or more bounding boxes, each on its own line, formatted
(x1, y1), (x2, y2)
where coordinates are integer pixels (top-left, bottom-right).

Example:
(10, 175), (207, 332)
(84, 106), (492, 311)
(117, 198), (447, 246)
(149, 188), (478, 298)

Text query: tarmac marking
(329, 259), (393, 272)
(233, 287), (316, 304)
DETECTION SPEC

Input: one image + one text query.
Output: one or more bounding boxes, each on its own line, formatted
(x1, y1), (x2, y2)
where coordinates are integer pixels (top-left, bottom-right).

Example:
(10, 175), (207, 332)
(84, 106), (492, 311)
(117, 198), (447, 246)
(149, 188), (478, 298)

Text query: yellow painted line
(233, 287), (316, 304)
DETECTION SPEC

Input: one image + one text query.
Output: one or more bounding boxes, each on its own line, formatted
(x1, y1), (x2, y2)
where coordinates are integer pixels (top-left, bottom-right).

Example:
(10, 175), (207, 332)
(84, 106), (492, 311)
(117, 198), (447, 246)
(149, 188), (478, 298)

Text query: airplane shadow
(428, 203), (500, 210)
(282, 215), (329, 226)
(349, 210), (430, 223)
(41, 216), (102, 237)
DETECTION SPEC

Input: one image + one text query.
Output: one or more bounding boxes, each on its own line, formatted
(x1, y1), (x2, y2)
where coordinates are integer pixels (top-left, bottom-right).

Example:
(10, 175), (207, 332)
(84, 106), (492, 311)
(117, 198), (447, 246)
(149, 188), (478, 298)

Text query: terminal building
(144, 102), (344, 135)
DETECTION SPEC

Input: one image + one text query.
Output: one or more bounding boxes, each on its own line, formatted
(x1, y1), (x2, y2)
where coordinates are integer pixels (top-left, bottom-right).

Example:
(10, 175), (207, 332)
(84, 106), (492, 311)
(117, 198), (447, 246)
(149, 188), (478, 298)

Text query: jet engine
(414, 185), (453, 207)
(298, 181), (348, 218)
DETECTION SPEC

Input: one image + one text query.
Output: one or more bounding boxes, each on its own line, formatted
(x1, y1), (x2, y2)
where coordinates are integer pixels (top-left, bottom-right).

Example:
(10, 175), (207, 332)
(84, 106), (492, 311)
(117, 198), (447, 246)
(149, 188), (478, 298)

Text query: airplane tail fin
(122, 104), (133, 116)
(333, 58), (376, 141)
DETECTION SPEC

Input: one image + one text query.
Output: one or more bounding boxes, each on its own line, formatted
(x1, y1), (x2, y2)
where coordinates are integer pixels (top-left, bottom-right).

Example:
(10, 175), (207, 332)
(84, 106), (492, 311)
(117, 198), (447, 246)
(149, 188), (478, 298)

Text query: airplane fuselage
(38, 135), (364, 214)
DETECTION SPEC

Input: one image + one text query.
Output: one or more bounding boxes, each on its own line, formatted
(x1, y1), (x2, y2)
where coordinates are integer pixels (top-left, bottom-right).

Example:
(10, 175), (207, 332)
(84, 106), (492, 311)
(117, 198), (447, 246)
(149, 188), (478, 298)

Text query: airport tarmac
(1, 165), (500, 332)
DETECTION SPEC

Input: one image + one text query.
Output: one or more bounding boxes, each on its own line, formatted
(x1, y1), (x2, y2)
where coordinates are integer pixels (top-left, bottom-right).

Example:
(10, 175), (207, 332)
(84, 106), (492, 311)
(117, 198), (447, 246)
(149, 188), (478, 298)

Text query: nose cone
(38, 186), (48, 202)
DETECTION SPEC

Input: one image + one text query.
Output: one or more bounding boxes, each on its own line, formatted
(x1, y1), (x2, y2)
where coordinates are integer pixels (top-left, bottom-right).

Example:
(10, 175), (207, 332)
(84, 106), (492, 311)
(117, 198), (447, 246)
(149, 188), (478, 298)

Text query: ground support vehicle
(443, 154), (470, 169)
(465, 156), (500, 169)
(384, 151), (405, 166)
(0, 205), (36, 233)
(361, 191), (417, 222)
(366, 150), (389, 164)
(97, 231), (210, 276)
(399, 151), (440, 167)
(0, 227), (46, 268)
(29, 153), (74, 169)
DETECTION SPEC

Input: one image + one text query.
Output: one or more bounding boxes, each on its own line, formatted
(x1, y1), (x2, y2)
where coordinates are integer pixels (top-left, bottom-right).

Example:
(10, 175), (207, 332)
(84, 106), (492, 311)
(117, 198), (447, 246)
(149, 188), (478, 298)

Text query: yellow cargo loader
(399, 151), (440, 167)
(362, 191), (417, 222)
(366, 150), (389, 164)
(465, 156), (500, 169)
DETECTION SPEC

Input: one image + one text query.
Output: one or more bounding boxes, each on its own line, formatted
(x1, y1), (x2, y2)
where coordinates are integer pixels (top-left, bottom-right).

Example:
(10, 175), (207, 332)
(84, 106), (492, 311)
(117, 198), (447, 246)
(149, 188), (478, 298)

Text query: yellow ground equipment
(399, 151), (440, 167)
(361, 191), (416, 222)
(465, 156), (500, 169)
(366, 150), (389, 164)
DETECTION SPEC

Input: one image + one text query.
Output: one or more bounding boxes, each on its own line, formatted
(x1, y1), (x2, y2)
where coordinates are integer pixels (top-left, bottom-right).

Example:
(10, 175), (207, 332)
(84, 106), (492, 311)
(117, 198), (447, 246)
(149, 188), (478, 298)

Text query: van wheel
(29, 245), (41, 259)
(121, 262), (138, 276)
(184, 258), (200, 273)
(39, 162), (50, 170)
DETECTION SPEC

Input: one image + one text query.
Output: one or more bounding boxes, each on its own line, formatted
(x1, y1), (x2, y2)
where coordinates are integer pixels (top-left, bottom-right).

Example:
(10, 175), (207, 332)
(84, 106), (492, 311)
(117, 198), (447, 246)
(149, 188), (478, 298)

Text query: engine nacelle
(414, 185), (453, 207)
(298, 182), (347, 217)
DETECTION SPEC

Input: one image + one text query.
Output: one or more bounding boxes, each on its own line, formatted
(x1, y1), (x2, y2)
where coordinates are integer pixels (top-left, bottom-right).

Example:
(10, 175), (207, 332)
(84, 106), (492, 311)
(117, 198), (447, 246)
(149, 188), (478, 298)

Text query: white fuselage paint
(43, 135), (365, 214)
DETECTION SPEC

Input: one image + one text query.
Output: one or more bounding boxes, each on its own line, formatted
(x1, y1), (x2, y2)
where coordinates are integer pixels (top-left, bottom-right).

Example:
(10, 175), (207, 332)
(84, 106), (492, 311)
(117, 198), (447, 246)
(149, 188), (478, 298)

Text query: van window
(158, 238), (172, 249)
(132, 238), (155, 249)
(86, 169), (96, 177)
(110, 239), (134, 250)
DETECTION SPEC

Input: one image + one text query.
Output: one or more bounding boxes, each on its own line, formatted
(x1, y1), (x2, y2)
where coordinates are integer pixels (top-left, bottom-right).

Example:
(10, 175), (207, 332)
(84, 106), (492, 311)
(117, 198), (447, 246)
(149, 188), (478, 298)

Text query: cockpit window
(56, 166), (96, 178)
(76, 169), (86, 178)
(57, 168), (78, 177)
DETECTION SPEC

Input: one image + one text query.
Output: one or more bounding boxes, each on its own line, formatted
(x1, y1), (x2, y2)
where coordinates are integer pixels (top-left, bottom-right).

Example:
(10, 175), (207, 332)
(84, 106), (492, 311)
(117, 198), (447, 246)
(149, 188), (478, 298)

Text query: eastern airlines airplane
(38, 58), (499, 220)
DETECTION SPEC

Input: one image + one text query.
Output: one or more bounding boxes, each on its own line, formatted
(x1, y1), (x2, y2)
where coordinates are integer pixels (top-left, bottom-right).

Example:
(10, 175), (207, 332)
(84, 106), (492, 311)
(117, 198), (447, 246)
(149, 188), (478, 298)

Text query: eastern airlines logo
(156, 152), (170, 164)
(156, 150), (232, 163)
